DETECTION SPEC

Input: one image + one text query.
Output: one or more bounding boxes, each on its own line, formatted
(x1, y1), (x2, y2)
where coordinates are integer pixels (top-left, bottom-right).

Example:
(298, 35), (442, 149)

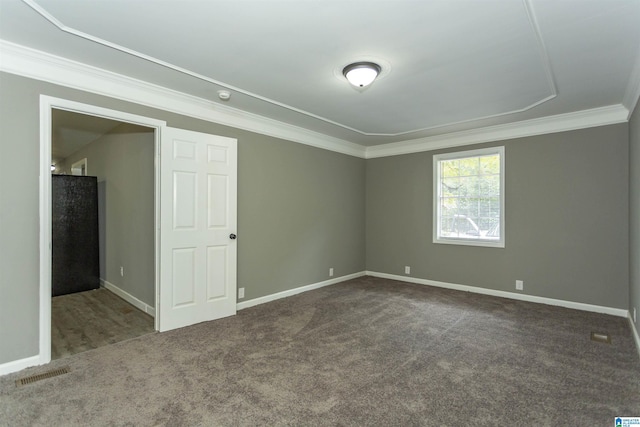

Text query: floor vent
(590, 331), (611, 344)
(16, 367), (70, 387)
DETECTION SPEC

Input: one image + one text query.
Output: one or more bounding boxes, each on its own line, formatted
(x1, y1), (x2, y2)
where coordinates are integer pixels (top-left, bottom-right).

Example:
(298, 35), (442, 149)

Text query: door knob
(229, 233), (237, 240)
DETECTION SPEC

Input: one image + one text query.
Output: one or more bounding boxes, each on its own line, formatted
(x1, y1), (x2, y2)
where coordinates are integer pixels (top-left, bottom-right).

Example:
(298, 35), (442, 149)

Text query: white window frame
(433, 146), (505, 248)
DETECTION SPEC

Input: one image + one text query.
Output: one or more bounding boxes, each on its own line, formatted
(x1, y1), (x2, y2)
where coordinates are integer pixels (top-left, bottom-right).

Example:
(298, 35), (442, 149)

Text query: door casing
(39, 95), (166, 365)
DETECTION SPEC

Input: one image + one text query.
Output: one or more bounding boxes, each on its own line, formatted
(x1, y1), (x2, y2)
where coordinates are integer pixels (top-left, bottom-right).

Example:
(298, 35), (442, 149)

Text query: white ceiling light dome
(343, 62), (382, 88)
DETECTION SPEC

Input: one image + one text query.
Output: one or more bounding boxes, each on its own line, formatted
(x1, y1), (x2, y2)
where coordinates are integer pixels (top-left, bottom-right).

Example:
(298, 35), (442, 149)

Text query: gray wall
(0, 72), (366, 364)
(0, 74), (40, 364)
(0, 68), (633, 368)
(58, 123), (155, 306)
(366, 124), (630, 309)
(630, 104), (640, 333)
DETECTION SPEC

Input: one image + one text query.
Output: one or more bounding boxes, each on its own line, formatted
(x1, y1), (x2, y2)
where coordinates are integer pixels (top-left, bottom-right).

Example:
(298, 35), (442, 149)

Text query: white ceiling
(1, 0), (639, 147)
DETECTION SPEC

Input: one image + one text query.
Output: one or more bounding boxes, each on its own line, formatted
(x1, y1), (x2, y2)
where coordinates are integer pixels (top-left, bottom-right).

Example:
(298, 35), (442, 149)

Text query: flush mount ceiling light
(343, 62), (382, 88)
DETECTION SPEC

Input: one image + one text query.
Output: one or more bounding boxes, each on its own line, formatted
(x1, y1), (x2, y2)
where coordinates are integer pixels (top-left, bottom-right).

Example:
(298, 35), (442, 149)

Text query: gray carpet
(52, 288), (154, 360)
(1, 276), (639, 426)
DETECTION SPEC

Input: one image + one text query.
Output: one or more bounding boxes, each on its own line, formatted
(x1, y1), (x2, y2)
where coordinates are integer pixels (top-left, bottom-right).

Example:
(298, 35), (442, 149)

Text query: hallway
(52, 288), (154, 359)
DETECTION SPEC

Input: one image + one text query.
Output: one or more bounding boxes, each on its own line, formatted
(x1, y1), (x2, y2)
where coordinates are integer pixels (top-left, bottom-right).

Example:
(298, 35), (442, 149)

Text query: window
(433, 146), (504, 248)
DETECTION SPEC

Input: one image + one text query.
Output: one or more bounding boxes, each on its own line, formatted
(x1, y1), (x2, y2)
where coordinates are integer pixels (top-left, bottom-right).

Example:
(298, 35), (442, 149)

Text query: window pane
(441, 178), (460, 197)
(442, 160), (459, 178)
(459, 157), (479, 176)
(478, 198), (497, 217)
(458, 176), (479, 198)
(480, 155), (500, 175)
(440, 197), (458, 215)
(481, 174), (500, 196)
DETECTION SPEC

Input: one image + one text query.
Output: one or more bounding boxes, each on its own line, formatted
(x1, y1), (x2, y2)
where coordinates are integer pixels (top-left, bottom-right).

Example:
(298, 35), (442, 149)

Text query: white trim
(522, 0), (558, 102)
(38, 99), (52, 366)
(433, 146), (505, 248)
(42, 96), (167, 129)
(365, 105), (629, 159)
(0, 41), (634, 161)
(38, 96), (164, 372)
(0, 355), (42, 377)
(365, 271), (629, 318)
(100, 279), (156, 318)
(622, 43), (640, 118)
(629, 314), (640, 361)
(0, 40), (366, 159)
(236, 271), (366, 310)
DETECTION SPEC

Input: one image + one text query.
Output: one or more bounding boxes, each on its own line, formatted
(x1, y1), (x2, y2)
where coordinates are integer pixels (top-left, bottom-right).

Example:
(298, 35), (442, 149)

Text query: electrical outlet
(515, 280), (523, 291)
(238, 288), (245, 299)
(329, 268), (334, 277)
(120, 266), (124, 277)
(405, 266), (411, 275)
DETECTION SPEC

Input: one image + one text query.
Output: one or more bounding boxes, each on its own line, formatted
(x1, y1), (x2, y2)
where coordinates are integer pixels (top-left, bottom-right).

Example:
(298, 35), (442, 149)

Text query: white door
(159, 127), (237, 332)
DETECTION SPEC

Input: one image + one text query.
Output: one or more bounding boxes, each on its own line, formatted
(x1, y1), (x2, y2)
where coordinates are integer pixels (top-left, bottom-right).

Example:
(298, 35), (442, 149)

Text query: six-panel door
(159, 127), (237, 332)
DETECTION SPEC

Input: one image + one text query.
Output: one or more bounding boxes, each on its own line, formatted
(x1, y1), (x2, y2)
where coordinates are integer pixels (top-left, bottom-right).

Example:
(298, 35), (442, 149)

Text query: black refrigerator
(52, 175), (100, 297)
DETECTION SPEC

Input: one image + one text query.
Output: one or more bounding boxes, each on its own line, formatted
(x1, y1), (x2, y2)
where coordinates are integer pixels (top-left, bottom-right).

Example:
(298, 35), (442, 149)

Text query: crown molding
(0, 40), (633, 161)
(0, 40), (367, 159)
(365, 104), (630, 159)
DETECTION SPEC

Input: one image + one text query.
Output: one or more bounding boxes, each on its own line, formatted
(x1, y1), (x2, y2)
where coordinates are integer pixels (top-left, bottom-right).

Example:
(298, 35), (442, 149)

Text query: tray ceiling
(1, 0), (639, 146)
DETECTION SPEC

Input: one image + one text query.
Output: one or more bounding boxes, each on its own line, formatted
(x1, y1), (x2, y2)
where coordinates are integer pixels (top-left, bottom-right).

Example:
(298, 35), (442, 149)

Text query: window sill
(433, 238), (505, 248)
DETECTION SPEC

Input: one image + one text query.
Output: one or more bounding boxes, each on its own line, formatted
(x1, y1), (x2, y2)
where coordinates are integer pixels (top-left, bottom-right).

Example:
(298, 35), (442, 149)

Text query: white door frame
(39, 95), (166, 365)
(70, 157), (88, 176)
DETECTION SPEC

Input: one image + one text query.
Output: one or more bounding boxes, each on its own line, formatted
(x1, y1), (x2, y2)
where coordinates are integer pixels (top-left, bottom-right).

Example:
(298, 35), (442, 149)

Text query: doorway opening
(70, 158), (88, 176)
(40, 96), (166, 364)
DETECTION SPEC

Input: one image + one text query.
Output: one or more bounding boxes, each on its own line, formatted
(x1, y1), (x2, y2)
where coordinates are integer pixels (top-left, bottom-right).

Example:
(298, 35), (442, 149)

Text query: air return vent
(16, 367), (70, 387)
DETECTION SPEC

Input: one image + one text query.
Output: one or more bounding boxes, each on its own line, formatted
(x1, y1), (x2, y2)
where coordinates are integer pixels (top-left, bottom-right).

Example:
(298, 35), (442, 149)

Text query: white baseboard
(366, 271), (629, 318)
(236, 271), (366, 310)
(3, 272), (635, 376)
(101, 279), (156, 317)
(629, 314), (640, 360)
(0, 354), (43, 376)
